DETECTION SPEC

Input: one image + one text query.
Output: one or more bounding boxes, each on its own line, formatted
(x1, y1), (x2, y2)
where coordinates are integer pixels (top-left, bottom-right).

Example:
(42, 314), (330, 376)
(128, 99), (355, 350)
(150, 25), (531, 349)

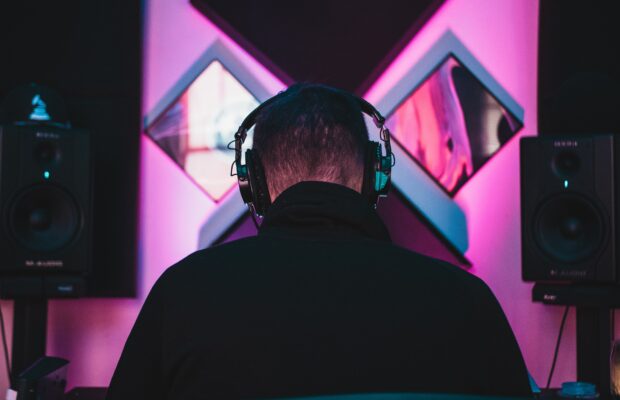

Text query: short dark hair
(253, 83), (369, 200)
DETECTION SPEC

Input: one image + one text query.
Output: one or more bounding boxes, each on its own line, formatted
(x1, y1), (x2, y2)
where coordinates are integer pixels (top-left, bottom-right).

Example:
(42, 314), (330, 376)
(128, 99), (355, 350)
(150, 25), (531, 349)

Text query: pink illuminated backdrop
(363, 0), (572, 388)
(386, 56), (521, 195)
(0, 0), (590, 395)
(146, 60), (259, 201)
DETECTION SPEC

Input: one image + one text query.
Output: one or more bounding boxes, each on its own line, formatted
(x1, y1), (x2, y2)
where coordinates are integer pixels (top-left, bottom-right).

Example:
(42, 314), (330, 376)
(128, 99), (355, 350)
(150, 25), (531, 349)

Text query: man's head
(252, 83), (369, 202)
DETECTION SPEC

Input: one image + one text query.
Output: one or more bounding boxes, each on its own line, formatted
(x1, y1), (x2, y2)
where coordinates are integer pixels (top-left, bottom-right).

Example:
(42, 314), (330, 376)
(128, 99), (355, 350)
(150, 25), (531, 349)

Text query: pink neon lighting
(40, 0), (287, 393)
(386, 56), (521, 195)
(146, 60), (259, 201)
(364, 0), (551, 387)
(23, 0), (567, 396)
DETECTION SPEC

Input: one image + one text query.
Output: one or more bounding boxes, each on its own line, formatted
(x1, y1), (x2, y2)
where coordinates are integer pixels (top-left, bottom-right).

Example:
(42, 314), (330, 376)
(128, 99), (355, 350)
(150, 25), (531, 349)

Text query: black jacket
(107, 181), (531, 400)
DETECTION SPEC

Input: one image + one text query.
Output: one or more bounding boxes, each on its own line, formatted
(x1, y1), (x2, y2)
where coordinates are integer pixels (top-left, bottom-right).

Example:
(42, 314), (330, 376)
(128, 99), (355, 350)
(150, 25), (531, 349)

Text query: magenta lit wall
(362, 0), (575, 385)
(0, 0), (596, 394)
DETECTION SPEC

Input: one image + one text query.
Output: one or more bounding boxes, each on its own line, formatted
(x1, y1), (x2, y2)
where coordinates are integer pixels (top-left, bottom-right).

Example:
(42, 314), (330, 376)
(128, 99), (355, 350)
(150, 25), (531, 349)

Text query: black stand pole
(533, 284), (618, 400)
(10, 298), (48, 387)
(576, 306), (613, 400)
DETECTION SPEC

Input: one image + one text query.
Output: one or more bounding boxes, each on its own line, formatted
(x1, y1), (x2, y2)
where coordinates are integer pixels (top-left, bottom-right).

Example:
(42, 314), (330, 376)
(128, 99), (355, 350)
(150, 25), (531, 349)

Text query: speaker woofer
(533, 193), (605, 264)
(8, 184), (81, 253)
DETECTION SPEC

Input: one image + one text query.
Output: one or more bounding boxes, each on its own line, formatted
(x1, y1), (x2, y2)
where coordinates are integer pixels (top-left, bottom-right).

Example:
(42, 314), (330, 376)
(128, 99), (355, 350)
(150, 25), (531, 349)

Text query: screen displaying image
(385, 55), (522, 195)
(146, 60), (259, 201)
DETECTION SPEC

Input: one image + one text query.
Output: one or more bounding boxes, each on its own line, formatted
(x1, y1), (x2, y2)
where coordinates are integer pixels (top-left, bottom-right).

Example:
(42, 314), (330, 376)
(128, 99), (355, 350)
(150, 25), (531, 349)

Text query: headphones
(232, 88), (394, 217)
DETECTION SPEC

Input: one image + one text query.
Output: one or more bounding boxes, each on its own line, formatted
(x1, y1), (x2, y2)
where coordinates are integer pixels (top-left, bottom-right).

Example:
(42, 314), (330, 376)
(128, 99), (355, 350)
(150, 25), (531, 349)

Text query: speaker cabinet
(0, 124), (92, 296)
(521, 135), (616, 282)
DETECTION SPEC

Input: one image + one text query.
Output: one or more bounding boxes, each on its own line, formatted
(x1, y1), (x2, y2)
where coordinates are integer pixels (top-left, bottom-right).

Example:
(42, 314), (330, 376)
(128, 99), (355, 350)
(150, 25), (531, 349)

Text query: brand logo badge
(29, 94), (51, 121)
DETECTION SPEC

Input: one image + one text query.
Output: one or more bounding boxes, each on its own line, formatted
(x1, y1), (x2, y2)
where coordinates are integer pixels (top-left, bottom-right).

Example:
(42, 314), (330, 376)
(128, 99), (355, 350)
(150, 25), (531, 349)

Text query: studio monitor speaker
(521, 135), (616, 282)
(0, 124), (92, 296)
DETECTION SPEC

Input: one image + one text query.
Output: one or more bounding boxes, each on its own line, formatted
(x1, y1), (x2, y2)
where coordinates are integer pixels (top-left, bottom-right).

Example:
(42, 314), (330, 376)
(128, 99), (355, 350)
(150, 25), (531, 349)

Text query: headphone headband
(232, 86), (394, 217)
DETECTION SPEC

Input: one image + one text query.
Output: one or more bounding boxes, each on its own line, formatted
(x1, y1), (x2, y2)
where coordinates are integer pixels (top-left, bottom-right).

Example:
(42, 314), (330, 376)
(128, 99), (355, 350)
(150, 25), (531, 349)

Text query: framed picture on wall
(144, 39), (284, 246)
(145, 52), (261, 202)
(368, 30), (525, 255)
(385, 54), (523, 196)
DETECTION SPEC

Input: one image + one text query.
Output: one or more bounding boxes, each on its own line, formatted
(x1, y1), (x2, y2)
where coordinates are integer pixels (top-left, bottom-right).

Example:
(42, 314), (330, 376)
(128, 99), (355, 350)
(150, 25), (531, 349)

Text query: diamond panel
(385, 55), (522, 195)
(146, 60), (259, 201)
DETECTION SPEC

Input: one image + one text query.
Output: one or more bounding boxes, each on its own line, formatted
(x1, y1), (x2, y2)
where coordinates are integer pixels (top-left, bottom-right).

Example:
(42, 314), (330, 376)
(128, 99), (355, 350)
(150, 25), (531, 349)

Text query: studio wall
(0, 0), (589, 394)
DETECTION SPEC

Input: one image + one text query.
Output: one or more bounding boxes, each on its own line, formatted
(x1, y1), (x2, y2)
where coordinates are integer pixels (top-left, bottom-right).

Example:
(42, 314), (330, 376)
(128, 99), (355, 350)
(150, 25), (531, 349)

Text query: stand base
(533, 283), (615, 400)
(533, 283), (620, 307)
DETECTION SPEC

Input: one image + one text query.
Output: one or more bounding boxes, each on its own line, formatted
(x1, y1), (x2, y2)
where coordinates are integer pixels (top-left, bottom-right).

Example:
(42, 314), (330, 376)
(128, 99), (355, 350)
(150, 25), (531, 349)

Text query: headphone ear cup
(237, 162), (253, 205)
(245, 149), (271, 216)
(362, 141), (380, 206)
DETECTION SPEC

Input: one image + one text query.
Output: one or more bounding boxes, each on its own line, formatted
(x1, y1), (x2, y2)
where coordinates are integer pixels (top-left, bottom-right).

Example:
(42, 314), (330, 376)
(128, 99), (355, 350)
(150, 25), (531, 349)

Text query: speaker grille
(533, 193), (606, 264)
(8, 184), (82, 253)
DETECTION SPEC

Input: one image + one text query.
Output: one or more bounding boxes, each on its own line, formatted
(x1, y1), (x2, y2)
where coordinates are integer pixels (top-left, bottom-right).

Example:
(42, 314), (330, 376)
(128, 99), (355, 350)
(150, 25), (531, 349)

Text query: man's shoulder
(157, 235), (490, 301)
(386, 243), (485, 286)
(163, 236), (263, 276)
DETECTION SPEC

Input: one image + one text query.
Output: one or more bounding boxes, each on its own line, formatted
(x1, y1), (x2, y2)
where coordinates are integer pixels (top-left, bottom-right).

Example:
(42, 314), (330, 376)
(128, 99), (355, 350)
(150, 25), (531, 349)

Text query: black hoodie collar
(258, 181), (391, 242)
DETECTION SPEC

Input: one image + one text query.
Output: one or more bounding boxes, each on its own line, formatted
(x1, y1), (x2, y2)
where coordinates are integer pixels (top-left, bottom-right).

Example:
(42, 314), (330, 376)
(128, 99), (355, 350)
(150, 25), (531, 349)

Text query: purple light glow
(386, 56), (522, 195)
(43, 0), (285, 392)
(365, 0), (561, 387)
(146, 60), (259, 202)
(34, 0), (576, 395)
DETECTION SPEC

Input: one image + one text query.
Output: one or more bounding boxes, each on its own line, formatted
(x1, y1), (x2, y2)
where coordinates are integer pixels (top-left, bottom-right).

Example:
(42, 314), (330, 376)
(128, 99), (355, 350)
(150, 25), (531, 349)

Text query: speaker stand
(533, 283), (619, 400)
(576, 307), (613, 399)
(10, 298), (48, 388)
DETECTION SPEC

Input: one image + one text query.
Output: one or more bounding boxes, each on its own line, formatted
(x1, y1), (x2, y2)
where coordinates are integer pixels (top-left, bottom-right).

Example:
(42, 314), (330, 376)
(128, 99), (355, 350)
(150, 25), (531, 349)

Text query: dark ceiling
(538, 2), (620, 135)
(190, 0), (445, 94)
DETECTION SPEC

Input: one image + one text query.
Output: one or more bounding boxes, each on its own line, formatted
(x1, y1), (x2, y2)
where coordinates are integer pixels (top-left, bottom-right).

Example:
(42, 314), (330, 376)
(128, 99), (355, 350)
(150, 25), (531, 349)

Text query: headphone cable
(248, 206), (261, 231)
(546, 305), (570, 389)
